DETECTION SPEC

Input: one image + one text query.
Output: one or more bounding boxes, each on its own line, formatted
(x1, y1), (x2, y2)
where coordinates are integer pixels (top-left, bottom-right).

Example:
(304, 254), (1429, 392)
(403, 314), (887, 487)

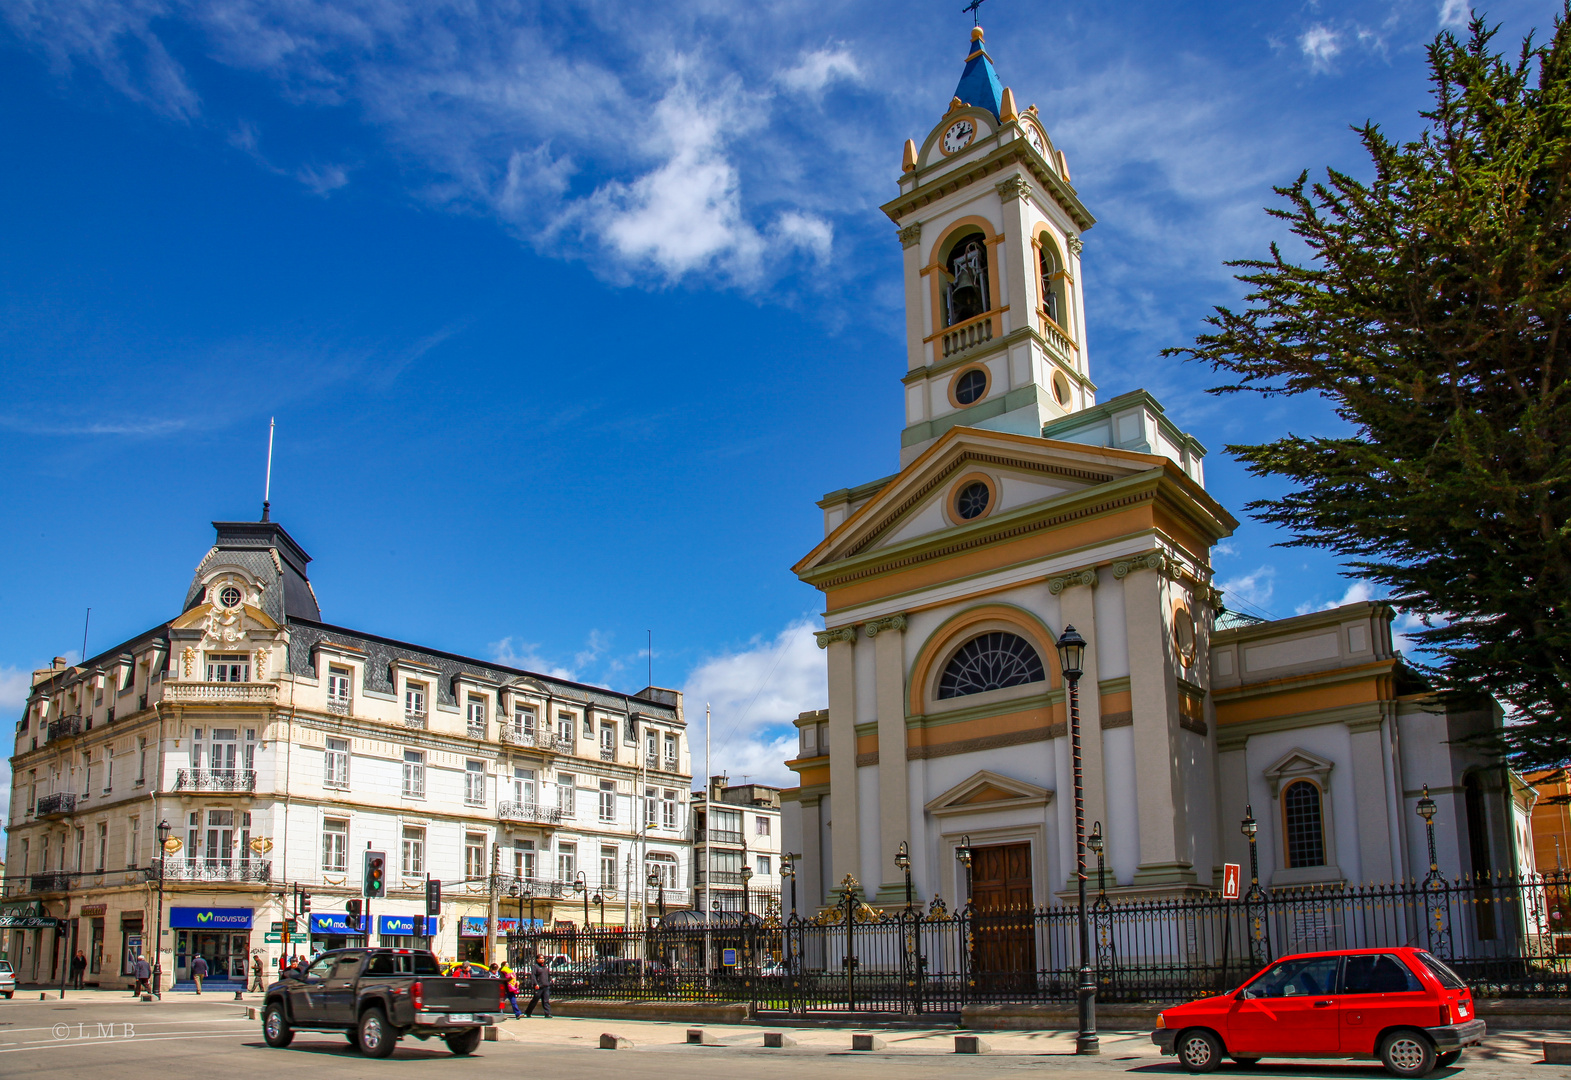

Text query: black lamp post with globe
(1055, 625), (1098, 1056)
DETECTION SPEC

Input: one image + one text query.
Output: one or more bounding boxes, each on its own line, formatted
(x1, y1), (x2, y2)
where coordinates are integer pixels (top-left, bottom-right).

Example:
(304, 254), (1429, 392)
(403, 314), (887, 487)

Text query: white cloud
(1299, 25), (1343, 73)
(682, 618), (826, 788)
(1220, 565), (1276, 610)
(297, 163), (349, 195)
(1213, 541), (1238, 558)
(778, 46), (861, 94)
(1439, 1), (1472, 29)
(488, 636), (575, 681)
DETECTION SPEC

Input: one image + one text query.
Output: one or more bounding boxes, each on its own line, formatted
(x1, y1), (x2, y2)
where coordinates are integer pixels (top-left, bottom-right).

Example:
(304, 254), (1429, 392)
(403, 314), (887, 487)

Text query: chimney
(53, 657), (68, 669)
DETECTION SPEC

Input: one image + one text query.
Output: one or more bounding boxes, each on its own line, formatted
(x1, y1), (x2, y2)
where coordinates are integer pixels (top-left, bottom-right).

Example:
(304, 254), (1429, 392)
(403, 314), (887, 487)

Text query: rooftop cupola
(953, 26), (1004, 120)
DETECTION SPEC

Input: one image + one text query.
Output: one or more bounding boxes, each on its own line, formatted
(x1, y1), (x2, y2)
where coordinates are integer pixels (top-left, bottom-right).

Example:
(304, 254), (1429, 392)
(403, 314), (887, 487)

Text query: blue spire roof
(953, 30), (1004, 120)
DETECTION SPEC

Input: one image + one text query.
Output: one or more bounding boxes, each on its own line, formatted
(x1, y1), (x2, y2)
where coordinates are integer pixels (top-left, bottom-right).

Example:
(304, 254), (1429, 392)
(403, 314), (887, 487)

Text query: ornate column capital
(1066, 235), (1084, 256)
(1112, 552), (1169, 580)
(815, 626), (858, 649)
(897, 223), (922, 248)
(863, 613), (909, 637)
(994, 175), (1033, 203)
(1047, 569), (1098, 595)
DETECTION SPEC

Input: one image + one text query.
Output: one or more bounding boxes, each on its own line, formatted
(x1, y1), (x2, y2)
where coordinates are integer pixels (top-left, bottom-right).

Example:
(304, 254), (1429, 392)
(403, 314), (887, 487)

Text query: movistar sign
(170, 907), (253, 930)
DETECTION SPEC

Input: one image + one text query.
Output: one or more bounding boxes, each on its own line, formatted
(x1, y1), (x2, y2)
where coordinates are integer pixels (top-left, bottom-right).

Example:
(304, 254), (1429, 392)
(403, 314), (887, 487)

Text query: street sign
(721, 948), (738, 967)
(270, 921), (283, 933)
(284, 919), (297, 933)
(1222, 863), (1242, 900)
(264, 933), (283, 943)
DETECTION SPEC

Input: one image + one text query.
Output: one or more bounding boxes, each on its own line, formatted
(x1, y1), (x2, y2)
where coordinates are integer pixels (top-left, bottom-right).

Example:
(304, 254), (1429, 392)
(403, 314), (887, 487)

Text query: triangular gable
(170, 602), (279, 632)
(924, 769), (1052, 817)
(795, 426), (1163, 577)
(1263, 747), (1335, 797)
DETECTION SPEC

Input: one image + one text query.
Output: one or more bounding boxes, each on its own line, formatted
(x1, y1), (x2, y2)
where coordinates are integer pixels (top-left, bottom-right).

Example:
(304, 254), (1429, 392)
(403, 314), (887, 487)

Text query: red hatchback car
(1152, 947), (1485, 1077)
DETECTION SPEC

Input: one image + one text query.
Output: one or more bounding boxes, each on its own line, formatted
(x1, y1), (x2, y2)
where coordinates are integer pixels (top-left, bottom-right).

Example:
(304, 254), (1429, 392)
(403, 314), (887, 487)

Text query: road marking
(0, 1031), (258, 1055)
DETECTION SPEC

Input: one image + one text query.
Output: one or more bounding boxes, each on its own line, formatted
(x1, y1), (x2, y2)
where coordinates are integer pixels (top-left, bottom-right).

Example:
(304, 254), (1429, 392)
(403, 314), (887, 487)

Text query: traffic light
(425, 878), (441, 918)
(300, 891), (312, 915)
(346, 899), (362, 928)
(363, 850), (387, 899)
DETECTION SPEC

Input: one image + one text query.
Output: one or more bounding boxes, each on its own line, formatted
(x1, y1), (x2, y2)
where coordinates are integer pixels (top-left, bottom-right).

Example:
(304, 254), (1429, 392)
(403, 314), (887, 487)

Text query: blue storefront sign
(170, 907), (253, 930)
(377, 915), (427, 936)
(309, 913), (367, 935)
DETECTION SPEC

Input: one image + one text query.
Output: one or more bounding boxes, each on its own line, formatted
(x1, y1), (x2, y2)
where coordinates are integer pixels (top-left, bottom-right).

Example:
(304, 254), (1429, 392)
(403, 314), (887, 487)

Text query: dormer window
(327, 666), (353, 714)
(466, 695), (487, 739)
(206, 654), (250, 682)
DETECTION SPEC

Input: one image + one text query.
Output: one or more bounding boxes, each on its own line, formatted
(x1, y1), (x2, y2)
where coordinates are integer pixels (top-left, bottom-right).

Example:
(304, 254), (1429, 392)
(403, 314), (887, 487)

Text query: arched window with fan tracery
(937, 632), (1046, 699)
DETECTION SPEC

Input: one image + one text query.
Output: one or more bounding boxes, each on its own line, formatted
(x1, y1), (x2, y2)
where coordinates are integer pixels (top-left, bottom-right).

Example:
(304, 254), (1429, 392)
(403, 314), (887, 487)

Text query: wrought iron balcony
(158, 859), (272, 883)
(403, 711), (428, 729)
(163, 681), (277, 706)
(326, 695), (352, 715)
(45, 715), (84, 743)
(497, 801), (564, 825)
(36, 792), (77, 818)
(173, 769), (257, 793)
(28, 871), (77, 893)
(498, 874), (570, 899)
(599, 747), (616, 762)
(467, 723), (487, 739)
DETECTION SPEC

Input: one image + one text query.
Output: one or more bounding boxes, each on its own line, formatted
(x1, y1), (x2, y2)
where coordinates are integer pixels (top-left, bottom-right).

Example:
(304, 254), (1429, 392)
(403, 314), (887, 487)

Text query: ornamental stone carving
(897, 223), (922, 248)
(181, 646), (196, 678)
(1112, 552), (1168, 579)
(863, 613), (909, 637)
(815, 627), (858, 649)
(1067, 235), (1083, 256)
(995, 175), (1033, 203)
(1047, 569), (1098, 594)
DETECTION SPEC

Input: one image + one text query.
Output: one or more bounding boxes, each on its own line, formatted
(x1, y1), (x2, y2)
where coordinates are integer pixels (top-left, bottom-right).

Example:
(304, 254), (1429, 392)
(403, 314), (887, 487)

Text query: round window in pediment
(218, 586), (243, 609)
(955, 481), (990, 520)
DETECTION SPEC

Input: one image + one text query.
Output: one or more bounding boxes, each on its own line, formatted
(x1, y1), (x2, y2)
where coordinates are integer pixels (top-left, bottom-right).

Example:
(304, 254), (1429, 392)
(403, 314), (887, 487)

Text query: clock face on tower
(941, 118), (977, 155)
(1023, 120), (1047, 158)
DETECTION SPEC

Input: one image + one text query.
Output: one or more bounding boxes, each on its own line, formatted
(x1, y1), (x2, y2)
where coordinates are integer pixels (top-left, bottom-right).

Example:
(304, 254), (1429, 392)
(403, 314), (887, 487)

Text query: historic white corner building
(781, 28), (1519, 913)
(5, 520), (692, 987)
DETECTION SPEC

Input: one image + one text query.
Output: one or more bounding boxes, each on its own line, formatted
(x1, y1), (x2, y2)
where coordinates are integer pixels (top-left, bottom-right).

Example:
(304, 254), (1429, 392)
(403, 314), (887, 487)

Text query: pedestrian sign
(1222, 863), (1242, 900)
(721, 948), (737, 967)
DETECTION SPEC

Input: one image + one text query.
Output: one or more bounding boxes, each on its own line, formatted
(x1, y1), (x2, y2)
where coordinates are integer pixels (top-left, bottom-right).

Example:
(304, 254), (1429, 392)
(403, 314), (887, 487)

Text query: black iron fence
(505, 870), (1571, 1013)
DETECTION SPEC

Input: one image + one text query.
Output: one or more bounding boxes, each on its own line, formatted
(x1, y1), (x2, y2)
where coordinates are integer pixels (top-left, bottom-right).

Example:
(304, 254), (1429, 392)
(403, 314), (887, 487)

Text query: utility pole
(486, 842), (500, 966)
(704, 702), (712, 982)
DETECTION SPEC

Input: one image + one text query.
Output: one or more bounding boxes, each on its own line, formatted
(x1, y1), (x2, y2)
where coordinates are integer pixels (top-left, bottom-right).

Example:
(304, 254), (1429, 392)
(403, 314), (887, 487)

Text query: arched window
(938, 632), (1045, 699)
(1039, 240), (1067, 329)
(1282, 781), (1326, 868)
(944, 232), (990, 326)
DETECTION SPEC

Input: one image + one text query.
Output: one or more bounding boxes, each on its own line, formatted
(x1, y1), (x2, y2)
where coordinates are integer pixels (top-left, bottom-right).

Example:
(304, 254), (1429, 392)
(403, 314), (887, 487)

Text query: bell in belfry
(946, 239), (989, 325)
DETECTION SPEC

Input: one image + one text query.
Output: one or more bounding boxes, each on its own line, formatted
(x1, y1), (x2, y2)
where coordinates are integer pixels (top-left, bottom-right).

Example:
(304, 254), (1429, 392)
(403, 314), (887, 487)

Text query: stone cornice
(883, 143), (1095, 231)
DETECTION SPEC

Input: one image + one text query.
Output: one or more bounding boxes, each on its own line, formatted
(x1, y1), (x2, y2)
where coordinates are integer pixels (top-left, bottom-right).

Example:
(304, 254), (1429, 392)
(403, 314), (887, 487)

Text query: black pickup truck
(261, 948), (500, 1057)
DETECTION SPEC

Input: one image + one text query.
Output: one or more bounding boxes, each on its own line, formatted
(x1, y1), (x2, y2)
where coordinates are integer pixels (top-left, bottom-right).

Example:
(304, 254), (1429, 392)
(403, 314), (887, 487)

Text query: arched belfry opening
(942, 230), (990, 327)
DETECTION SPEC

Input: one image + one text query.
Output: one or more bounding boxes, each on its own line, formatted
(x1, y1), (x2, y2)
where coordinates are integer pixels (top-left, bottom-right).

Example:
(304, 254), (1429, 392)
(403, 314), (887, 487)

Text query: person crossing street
(523, 954), (552, 1018)
(500, 964), (523, 1019)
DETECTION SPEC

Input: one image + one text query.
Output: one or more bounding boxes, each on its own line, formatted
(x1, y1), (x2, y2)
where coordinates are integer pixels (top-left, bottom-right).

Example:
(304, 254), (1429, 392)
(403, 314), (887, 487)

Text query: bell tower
(884, 26), (1096, 467)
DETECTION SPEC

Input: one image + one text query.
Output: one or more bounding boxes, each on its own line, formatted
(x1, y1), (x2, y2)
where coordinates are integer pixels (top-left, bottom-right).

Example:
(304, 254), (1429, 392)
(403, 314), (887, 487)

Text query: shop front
(457, 916), (488, 963)
(171, 907), (254, 985)
(308, 912), (367, 953)
(79, 904), (107, 984)
(376, 914), (430, 950)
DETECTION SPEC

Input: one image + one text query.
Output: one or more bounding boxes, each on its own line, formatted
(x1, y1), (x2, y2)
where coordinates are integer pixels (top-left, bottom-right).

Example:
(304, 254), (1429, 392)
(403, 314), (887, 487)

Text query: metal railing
(26, 871), (78, 893)
(45, 715), (84, 742)
(173, 769), (257, 793)
(600, 746), (616, 761)
(326, 695), (352, 715)
(498, 801), (564, 825)
(35, 792), (77, 817)
(403, 711), (428, 729)
(700, 829), (744, 845)
(502, 870), (1571, 1012)
(158, 859), (273, 883)
(500, 727), (559, 751)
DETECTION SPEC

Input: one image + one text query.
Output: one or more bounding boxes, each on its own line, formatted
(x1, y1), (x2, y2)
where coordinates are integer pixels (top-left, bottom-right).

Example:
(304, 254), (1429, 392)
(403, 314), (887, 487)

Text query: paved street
(0, 992), (1561, 1079)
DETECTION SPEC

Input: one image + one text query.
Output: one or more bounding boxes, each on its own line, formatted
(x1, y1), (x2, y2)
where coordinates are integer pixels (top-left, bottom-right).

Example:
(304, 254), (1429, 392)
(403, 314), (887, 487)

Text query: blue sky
(0, 0), (1556, 805)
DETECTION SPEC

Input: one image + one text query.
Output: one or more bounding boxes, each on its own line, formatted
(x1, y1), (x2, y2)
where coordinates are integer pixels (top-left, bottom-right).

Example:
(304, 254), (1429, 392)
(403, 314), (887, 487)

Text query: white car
(0, 960), (15, 999)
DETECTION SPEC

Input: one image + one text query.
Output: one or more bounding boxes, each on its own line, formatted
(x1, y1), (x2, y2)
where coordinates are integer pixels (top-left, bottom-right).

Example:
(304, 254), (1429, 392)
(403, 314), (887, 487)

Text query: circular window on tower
(949, 473), (997, 523)
(1052, 372), (1071, 406)
(952, 366), (989, 407)
(218, 586), (243, 609)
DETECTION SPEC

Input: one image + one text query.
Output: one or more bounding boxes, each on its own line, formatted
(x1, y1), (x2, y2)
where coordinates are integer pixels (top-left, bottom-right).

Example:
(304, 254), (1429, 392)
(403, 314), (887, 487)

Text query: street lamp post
(895, 841), (913, 910)
(741, 866), (753, 915)
(1088, 822), (1105, 896)
(1415, 784), (1452, 956)
(154, 819), (171, 999)
(955, 835), (973, 906)
(573, 872), (588, 940)
(1056, 625), (1098, 1056)
(1417, 784), (1440, 880)
(781, 854), (798, 916)
(1241, 805), (1269, 965)
(646, 870), (666, 921)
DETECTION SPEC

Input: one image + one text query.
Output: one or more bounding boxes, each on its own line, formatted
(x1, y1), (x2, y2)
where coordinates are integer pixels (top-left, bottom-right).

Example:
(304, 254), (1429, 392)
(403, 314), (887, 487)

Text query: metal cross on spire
(962, 0), (987, 25)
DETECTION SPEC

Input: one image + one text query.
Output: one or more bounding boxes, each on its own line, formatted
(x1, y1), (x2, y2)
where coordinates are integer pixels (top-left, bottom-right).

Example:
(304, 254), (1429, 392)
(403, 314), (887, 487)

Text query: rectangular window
(206, 653), (250, 682)
(464, 833), (486, 880)
(556, 842), (576, 882)
(664, 733), (677, 768)
(322, 819), (349, 874)
(598, 780), (615, 823)
(755, 855), (771, 876)
(208, 728), (239, 775)
(756, 816), (771, 836)
(512, 766), (536, 806)
(127, 818), (138, 868)
(403, 750), (426, 798)
(137, 737), (146, 785)
(662, 789), (678, 829)
(600, 845), (617, 891)
(600, 723), (615, 761)
(645, 786), (658, 829)
(712, 807), (741, 841)
(557, 773), (575, 817)
(19, 839), (28, 877)
(467, 695), (487, 739)
(96, 822), (107, 872)
(645, 729), (657, 767)
(104, 749), (112, 793)
(327, 666), (352, 712)
(402, 826), (425, 876)
(513, 840), (535, 881)
(82, 752), (91, 796)
(325, 738), (350, 788)
(186, 810), (199, 866)
(75, 826), (85, 872)
(204, 809), (234, 869)
(513, 707), (535, 742)
(646, 853), (677, 889)
(405, 683), (427, 719)
(464, 760), (486, 806)
(557, 712), (575, 746)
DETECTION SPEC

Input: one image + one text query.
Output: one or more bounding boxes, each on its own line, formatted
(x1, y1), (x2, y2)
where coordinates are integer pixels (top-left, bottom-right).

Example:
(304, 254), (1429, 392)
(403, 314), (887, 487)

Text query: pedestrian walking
(487, 962), (500, 979)
(191, 953), (208, 993)
(499, 965), (523, 1019)
(523, 954), (552, 1018)
(250, 954), (265, 992)
(70, 950), (87, 990)
(132, 954), (151, 996)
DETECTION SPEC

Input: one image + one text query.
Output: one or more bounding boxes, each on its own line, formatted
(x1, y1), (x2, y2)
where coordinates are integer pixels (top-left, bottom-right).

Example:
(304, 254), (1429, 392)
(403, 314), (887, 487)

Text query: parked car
(261, 948), (501, 1058)
(592, 958), (666, 977)
(1152, 947), (1484, 1078)
(0, 959), (15, 999)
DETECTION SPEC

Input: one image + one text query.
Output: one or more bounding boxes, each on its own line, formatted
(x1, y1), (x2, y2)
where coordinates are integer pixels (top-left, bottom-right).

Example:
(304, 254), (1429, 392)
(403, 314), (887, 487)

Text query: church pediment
(924, 769), (1052, 817)
(795, 426), (1161, 576)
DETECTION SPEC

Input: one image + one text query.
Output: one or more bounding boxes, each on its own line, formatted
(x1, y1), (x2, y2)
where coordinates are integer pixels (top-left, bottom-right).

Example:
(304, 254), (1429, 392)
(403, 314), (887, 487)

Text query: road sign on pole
(1222, 863), (1242, 900)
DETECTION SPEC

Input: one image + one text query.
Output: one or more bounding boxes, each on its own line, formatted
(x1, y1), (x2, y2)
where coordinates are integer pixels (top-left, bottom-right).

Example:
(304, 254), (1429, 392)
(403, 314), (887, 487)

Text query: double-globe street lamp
(1055, 625), (1098, 1056)
(895, 841), (913, 910)
(646, 870), (666, 922)
(154, 818), (172, 999)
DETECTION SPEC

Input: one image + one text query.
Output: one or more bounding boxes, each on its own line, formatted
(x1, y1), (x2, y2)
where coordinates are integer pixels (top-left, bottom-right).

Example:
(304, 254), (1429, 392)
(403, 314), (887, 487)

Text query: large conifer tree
(1175, 14), (1571, 766)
